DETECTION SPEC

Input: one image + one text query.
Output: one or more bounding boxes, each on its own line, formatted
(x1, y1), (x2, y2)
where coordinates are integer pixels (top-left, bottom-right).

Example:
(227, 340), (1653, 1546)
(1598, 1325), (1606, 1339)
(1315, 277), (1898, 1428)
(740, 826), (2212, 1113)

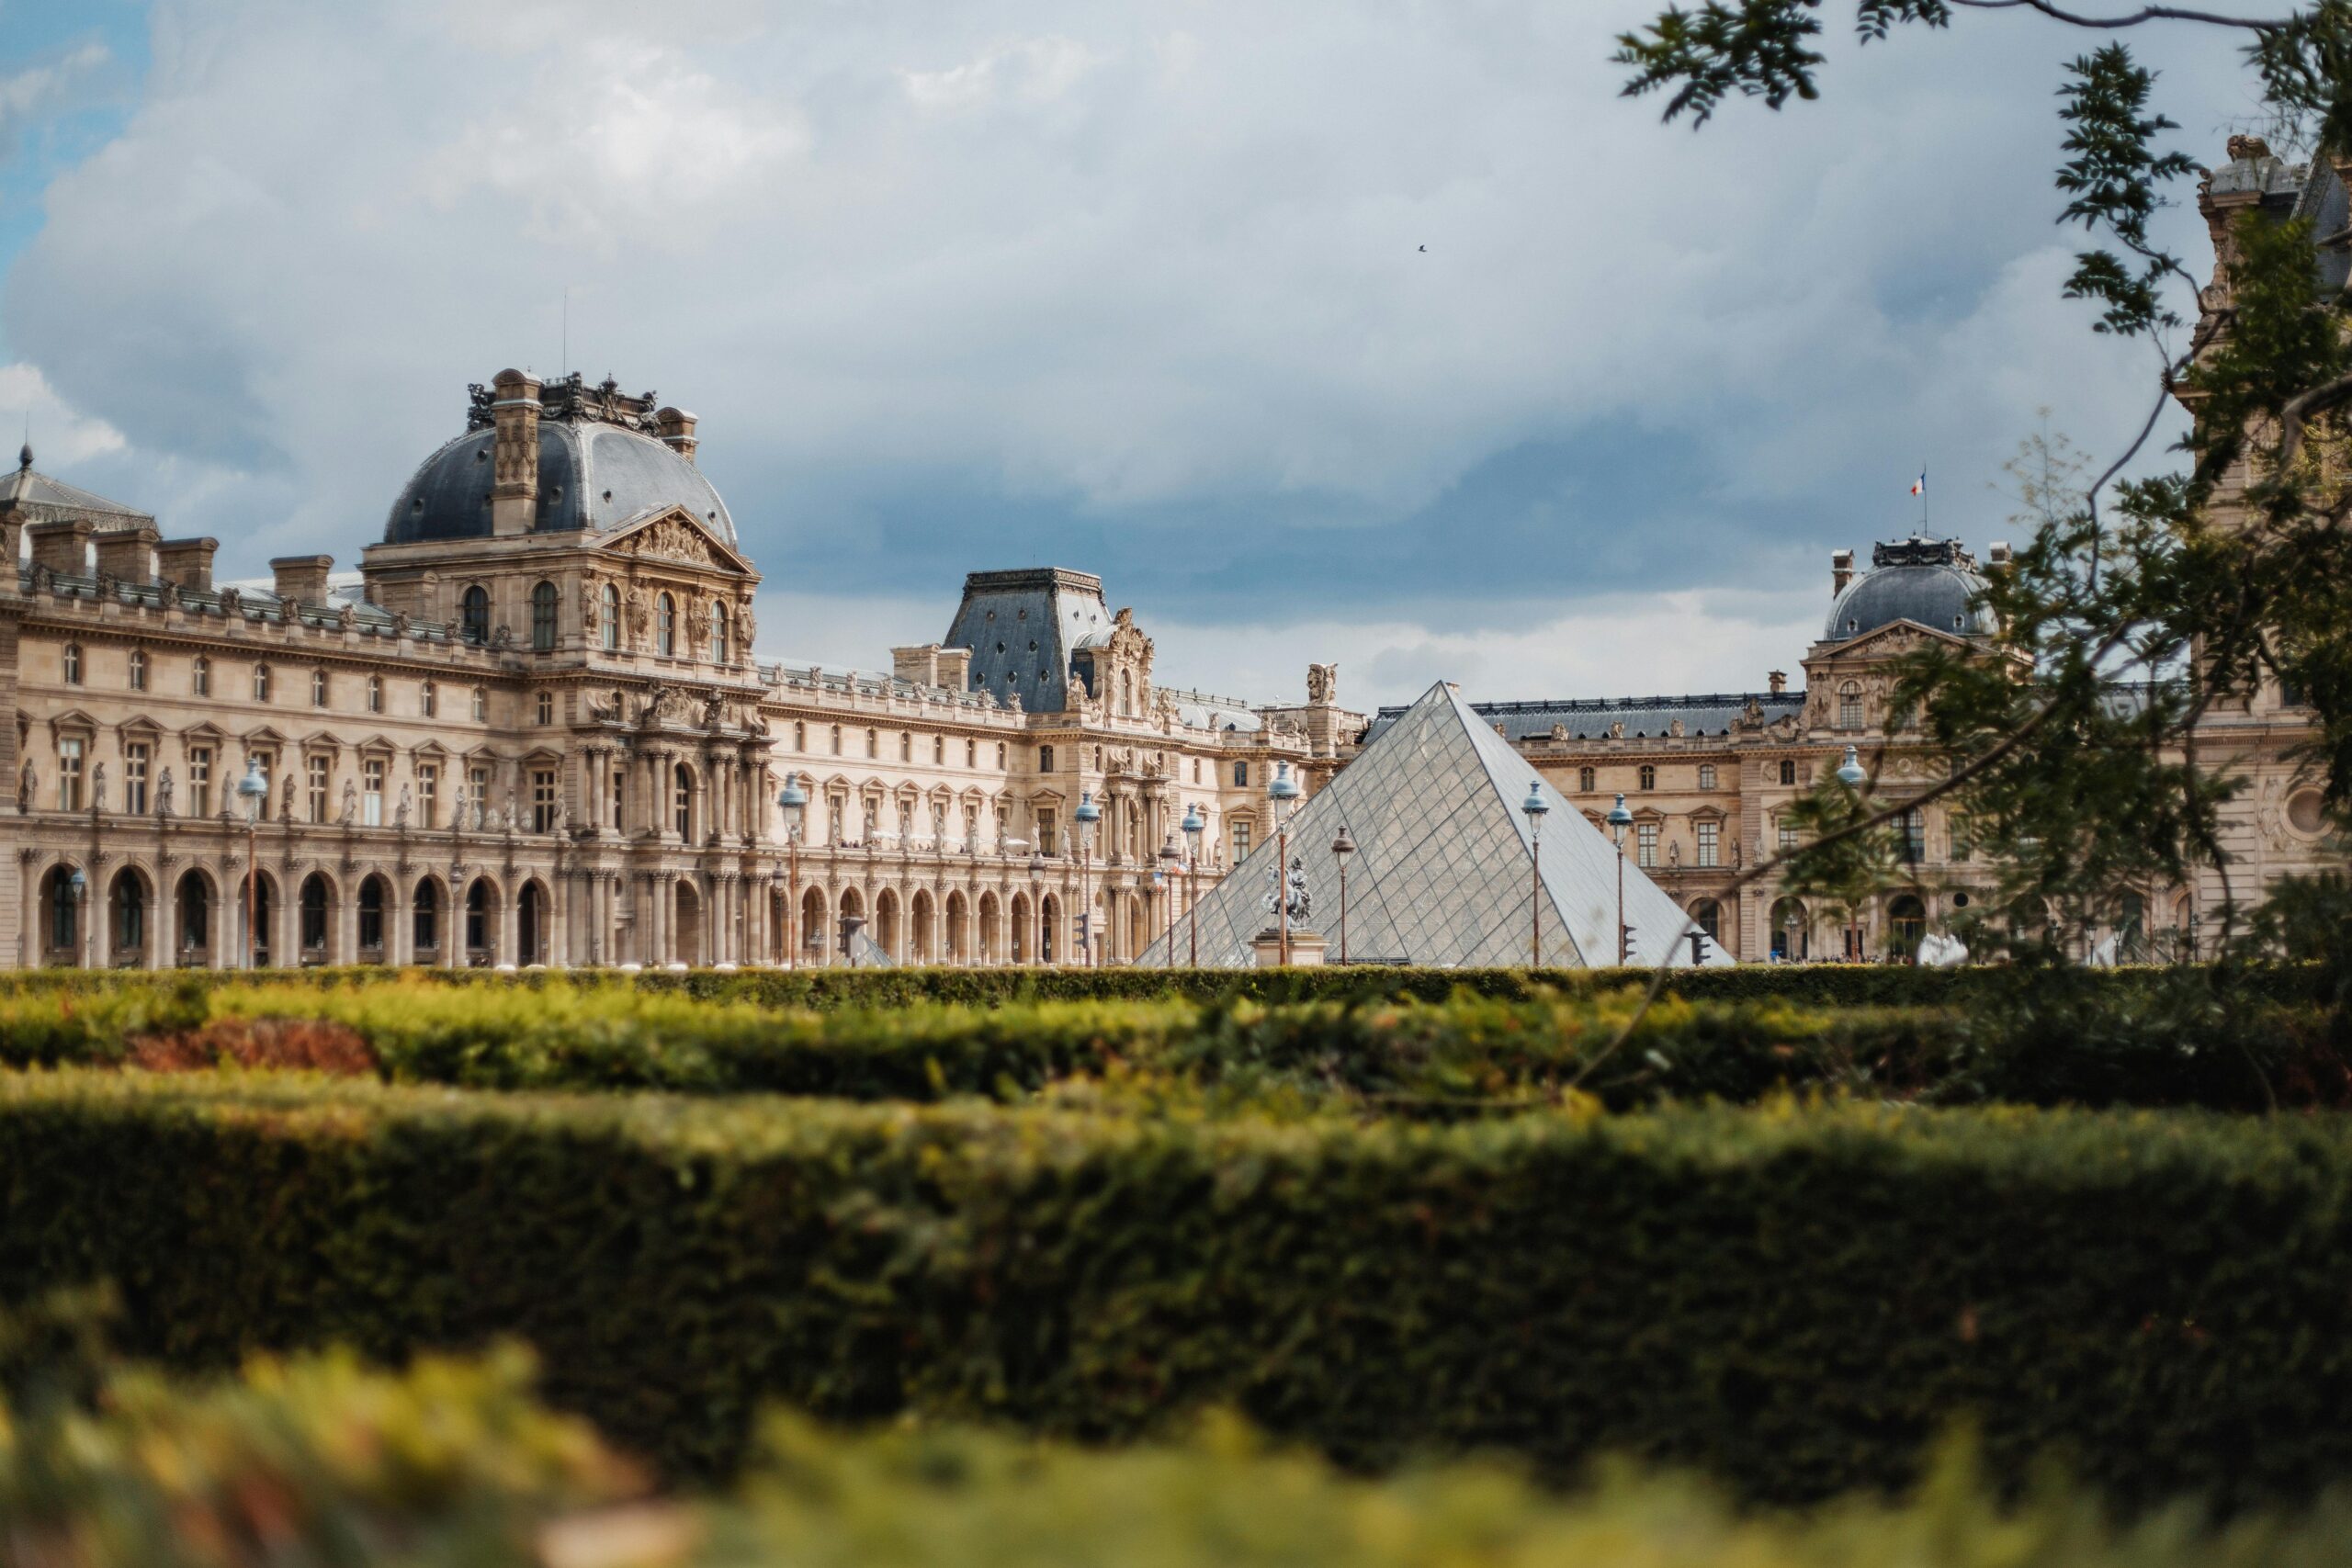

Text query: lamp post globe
(776, 773), (808, 970)
(1073, 790), (1101, 966)
(1180, 804), (1204, 968)
(1520, 784), (1548, 969)
(1837, 745), (1868, 788)
(233, 760), (270, 972)
(1266, 763), (1301, 963)
(1606, 792), (1634, 965)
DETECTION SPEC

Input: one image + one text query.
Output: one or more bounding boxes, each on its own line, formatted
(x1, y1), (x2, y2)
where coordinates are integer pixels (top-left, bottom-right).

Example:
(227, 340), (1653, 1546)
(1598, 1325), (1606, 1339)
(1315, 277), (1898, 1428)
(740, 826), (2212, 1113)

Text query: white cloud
(0, 361), (125, 467)
(0, 1), (2254, 702)
(0, 39), (107, 154)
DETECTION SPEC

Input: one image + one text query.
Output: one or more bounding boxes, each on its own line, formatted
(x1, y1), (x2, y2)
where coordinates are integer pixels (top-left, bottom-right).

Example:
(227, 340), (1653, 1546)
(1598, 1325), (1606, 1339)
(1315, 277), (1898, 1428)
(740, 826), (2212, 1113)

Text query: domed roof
(383, 377), (735, 547)
(1824, 536), (1993, 641)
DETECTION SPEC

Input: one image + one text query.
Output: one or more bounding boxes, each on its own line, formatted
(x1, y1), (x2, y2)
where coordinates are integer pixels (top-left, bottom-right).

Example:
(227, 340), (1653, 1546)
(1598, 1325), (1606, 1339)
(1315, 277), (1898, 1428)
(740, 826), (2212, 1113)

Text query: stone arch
(835, 885), (867, 964)
(1769, 895), (1808, 961)
(1039, 891), (1062, 964)
(1887, 893), (1928, 960)
(235, 868), (278, 970)
(107, 864), (155, 968)
(463, 874), (500, 964)
(977, 890), (1001, 964)
(875, 886), (902, 962)
(1688, 897), (1723, 954)
(517, 877), (551, 966)
(944, 889), (969, 964)
(411, 874), (447, 964)
(356, 873), (393, 963)
(174, 866), (219, 968)
(298, 870), (337, 964)
(1008, 890), (1033, 964)
(798, 885), (829, 966)
(910, 887), (937, 964)
(1125, 892), (1146, 963)
(673, 879), (704, 967)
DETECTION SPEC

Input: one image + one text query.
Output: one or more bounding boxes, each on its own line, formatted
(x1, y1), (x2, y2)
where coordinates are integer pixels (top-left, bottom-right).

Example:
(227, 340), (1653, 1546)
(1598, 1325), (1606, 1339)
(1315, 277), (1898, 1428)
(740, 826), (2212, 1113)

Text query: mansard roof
(0, 446), (153, 529)
(1364, 690), (1803, 746)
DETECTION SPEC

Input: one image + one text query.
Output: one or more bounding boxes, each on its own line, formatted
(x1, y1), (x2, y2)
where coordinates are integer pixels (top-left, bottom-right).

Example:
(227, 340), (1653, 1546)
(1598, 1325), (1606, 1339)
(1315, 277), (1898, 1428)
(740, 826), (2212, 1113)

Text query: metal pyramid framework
(1141, 680), (1730, 969)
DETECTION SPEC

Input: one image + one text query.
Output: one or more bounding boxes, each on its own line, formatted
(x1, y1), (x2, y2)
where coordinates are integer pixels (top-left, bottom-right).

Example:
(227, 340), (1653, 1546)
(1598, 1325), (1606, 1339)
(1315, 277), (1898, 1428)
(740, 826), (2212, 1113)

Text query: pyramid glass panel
(1141, 681), (1731, 968)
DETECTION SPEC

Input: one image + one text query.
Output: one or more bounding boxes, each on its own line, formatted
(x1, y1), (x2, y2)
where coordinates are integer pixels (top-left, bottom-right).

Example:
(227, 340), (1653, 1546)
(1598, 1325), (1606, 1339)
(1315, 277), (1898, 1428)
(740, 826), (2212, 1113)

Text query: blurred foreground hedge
(0, 1072), (2346, 1508)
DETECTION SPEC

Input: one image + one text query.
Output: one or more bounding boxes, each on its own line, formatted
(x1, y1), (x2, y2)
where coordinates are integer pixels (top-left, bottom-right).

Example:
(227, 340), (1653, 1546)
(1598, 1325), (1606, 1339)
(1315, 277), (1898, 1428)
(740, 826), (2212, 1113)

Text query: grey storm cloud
(0, 0), (2257, 703)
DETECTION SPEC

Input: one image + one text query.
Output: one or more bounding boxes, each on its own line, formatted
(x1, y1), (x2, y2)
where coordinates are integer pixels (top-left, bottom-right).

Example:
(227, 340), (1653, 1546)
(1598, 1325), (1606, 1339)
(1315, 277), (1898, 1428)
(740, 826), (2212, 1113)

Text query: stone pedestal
(1251, 926), (1328, 967)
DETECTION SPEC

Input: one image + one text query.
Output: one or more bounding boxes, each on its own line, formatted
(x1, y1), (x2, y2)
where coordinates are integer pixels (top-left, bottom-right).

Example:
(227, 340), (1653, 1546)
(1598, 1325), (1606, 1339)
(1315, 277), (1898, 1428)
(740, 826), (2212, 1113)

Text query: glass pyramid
(1140, 680), (1731, 968)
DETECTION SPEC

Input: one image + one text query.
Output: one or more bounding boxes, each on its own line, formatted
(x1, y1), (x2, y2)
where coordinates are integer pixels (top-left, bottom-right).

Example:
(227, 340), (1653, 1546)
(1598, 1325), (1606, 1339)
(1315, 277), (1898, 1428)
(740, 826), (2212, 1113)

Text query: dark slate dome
(1824, 536), (1993, 641)
(383, 375), (736, 547)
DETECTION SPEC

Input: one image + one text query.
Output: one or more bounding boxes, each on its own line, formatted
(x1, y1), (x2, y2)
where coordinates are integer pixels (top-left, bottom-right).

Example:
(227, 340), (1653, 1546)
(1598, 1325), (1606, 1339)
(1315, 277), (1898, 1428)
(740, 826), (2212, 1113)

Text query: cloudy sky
(0, 1), (2269, 708)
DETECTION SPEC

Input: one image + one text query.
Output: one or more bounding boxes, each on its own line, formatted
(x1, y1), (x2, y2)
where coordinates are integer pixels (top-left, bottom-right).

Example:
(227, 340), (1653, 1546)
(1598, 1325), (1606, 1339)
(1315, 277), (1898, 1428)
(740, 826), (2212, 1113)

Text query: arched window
(1838, 682), (1863, 730)
(711, 600), (729, 661)
(530, 581), (557, 651)
(300, 874), (330, 953)
(1888, 894), (1927, 958)
(656, 592), (675, 656)
(470, 687), (486, 722)
(1118, 670), (1133, 716)
(1690, 898), (1722, 943)
(600, 583), (620, 651)
(128, 650), (147, 692)
(1638, 764), (1657, 791)
(459, 585), (490, 644)
(357, 877), (386, 953)
(420, 680), (437, 718)
(367, 675), (383, 714)
(673, 762), (695, 839)
(311, 669), (329, 707)
(253, 663), (273, 702)
(1770, 897), (1809, 961)
(413, 880), (439, 954)
(465, 880), (491, 955)
(1577, 766), (1595, 793)
(61, 644), (81, 685)
(47, 866), (78, 955)
(192, 657), (210, 697)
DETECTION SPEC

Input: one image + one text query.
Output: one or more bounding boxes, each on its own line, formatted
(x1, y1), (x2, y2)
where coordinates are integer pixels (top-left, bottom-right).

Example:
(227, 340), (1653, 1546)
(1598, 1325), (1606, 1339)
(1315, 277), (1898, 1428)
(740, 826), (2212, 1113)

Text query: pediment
(178, 720), (230, 742)
(48, 708), (102, 731)
(239, 724), (290, 744)
(1811, 619), (1975, 662)
(597, 506), (753, 576)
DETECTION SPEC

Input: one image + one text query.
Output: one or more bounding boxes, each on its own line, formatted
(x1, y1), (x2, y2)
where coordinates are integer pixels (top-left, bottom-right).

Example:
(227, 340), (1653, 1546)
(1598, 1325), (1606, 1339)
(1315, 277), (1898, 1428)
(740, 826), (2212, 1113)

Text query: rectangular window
(1902, 807), (1927, 863)
(1036, 806), (1058, 854)
(57, 738), (83, 811)
(1698, 764), (1717, 791)
(1779, 759), (1797, 786)
(1778, 821), (1800, 855)
(1232, 818), (1252, 863)
(611, 770), (623, 831)
(965, 739), (976, 767)
(363, 759), (384, 827)
(1637, 821), (1659, 869)
(418, 763), (439, 829)
(1949, 813), (1973, 863)
(125, 743), (150, 815)
(1039, 744), (1055, 773)
(1696, 820), (1719, 868)
(189, 747), (213, 818)
(532, 770), (558, 833)
(828, 795), (845, 845)
(307, 755), (330, 823)
(1233, 761), (1248, 787)
(468, 765), (490, 829)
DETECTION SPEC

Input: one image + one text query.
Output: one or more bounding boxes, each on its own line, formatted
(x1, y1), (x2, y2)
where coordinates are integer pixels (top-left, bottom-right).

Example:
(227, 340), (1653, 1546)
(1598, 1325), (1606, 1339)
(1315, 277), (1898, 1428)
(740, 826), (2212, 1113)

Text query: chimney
(935, 648), (972, 689)
(156, 537), (218, 593)
(655, 406), (699, 465)
(1986, 540), (2012, 573)
(1831, 548), (1855, 594)
(892, 644), (943, 686)
(270, 554), (334, 606)
(490, 367), (542, 536)
(1768, 670), (1787, 696)
(27, 519), (92, 578)
(93, 525), (159, 583)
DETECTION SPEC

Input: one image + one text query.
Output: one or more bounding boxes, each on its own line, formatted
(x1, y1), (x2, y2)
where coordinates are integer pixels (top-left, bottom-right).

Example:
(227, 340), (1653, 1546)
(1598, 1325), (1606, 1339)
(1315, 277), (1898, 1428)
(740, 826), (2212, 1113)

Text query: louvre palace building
(3, 126), (2343, 976)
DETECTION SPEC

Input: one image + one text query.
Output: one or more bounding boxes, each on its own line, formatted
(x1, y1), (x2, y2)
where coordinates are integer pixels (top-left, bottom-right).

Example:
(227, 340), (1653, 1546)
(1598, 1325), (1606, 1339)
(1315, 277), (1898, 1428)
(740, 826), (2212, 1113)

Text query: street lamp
(777, 772), (808, 970)
(1028, 849), (1046, 964)
(1267, 761), (1301, 964)
(1074, 789), (1101, 967)
(1158, 834), (1183, 969)
(235, 757), (269, 971)
(1180, 804), (1204, 967)
(66, 866), (87, 970)
(1330, 823), (1357, 964)
(1835, 745), (1866, 958)
(1520, 783), (1548, 969)
(1607, 792), (1634, 964)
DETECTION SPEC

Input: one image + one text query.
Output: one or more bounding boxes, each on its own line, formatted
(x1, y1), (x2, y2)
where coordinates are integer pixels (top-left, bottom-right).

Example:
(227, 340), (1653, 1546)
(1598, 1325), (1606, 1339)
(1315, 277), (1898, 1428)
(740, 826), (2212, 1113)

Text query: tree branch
(1949, 0), (2288, 30)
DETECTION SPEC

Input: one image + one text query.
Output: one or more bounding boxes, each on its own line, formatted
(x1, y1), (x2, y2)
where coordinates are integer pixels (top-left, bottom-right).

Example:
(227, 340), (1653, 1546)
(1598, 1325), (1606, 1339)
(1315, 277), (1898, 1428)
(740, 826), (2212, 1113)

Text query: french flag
(1910, 471), (1926, 496)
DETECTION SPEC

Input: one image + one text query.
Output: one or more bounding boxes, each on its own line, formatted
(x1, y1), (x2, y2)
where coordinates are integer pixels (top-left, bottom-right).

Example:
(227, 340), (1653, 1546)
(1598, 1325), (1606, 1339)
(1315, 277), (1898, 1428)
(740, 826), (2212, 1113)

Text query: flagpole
(1920, 463), (1928, 533)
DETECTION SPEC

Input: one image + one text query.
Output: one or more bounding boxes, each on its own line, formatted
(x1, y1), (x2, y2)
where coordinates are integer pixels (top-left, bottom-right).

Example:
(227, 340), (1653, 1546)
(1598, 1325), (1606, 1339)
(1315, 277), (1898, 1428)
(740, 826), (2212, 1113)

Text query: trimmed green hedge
(0, 976), (2333, 1111)
(0, 960), (2327, 1010)
(4, 1071), (2351, 1510)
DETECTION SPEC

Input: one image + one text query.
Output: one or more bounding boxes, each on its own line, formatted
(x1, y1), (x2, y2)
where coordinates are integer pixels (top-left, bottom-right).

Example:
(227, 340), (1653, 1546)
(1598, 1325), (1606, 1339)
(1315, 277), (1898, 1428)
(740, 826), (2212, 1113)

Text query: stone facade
(0, 374), (1351, 970)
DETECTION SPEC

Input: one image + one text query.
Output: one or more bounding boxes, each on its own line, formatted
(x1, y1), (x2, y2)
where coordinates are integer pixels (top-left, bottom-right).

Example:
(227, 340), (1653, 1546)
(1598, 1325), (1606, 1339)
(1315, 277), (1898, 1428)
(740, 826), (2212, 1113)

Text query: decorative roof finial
(17, 442), (29, 472)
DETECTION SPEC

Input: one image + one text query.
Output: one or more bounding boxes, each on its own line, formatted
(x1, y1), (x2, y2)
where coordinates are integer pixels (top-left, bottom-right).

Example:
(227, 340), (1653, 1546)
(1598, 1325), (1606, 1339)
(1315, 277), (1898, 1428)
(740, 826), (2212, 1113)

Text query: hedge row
(18, 1317), (2352, 1564)
(0, 959), (2326, 1010)
(2, 976), (2333, 1111)
(6, 1071), (2352, 1510)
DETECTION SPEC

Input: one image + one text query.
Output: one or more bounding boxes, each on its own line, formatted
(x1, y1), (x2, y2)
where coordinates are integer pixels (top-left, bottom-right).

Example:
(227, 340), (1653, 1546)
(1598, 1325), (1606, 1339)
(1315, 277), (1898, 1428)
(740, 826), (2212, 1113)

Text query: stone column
(551, 868), (571, 967)
(498, 884), (517, 966)
(210, 871), (233, 970)
(391, 880), (413, 966)
(335, 878), (357, 965)
(153, 868), (176, 970)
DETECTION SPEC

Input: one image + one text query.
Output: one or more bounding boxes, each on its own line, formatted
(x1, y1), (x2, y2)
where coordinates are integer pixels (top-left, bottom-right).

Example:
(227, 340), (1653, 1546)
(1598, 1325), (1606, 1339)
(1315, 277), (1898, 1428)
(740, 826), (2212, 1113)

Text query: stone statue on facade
(156, 768), (174, 818)
(339, 779), (358, 825)
(337, 602), (356, 630)
(91, 762), (107, 813)
(626, 586), (649, 645)
(1306, 663), (1337, 705)
(278, 775), (296, 822)
(395, 783), (411, 829)
(17, 762), (32, 811)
